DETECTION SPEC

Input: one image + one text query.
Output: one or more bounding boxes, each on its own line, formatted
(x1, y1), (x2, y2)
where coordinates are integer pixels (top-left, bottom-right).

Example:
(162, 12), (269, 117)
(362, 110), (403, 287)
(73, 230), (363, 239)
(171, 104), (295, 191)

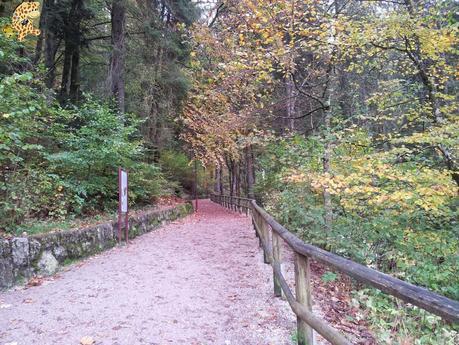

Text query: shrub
(0, 73), (173, 232)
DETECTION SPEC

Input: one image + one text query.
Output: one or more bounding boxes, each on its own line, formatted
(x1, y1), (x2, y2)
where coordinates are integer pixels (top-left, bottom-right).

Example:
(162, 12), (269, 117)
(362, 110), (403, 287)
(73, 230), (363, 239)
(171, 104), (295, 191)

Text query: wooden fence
(210, 194), (459, 345)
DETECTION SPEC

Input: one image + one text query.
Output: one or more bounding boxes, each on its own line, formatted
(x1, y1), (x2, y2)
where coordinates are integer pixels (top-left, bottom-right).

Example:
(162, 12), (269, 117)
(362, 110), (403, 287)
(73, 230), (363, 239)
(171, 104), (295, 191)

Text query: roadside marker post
(194, 159), (198, 213)
(118, 167), (129, 244)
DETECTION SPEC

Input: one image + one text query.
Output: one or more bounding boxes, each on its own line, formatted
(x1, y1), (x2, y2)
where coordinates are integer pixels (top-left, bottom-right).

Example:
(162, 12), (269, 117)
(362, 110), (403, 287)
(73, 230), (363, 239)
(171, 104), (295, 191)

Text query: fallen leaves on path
(26, 276), (43, 287)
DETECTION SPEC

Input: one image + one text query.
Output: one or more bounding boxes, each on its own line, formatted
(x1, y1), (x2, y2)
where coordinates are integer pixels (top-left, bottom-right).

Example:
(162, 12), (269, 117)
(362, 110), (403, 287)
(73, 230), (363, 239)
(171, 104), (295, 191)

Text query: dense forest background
(1, 0), (204, 232)
(0, 0), (458, 343)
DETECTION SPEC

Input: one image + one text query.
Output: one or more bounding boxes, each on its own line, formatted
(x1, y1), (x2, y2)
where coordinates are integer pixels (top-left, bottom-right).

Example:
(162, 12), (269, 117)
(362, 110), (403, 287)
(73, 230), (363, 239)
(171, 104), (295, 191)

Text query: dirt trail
(0, 200), (296, 345)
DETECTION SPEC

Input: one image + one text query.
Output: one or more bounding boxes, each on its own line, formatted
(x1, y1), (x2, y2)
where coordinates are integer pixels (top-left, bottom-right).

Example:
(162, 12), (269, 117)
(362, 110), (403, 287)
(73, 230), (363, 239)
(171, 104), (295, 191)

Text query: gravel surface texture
(0, 200), (296, 345)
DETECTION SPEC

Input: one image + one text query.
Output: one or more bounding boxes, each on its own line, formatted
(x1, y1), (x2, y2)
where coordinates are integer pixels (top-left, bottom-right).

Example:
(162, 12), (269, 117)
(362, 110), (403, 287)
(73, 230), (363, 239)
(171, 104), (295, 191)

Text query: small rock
(80, 336), (95, 345)
(12, 238), (29, 266)
(52, 246), (67, 261)
(37, 251), (59, 275)
(28, 239), (41, 261)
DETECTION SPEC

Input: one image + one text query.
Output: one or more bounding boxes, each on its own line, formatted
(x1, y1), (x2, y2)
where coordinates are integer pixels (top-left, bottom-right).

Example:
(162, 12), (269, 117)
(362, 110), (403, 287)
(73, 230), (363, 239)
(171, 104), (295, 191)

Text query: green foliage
(256, 133), (459, 342)
(15, 212), (111, 236)
(129, 162), (176, 203)
(321, 271), (339, 283)
(46, 96), (145, 212)
(159, 149), (193, 192)
(1, 72), (65, 226)
(169, 0), (200, 25)
(0, 2), (196, 233)
(352, 289), (459, 344)
(0, 70), (172, 232)
(124, 1), (197, 155)
(159, 149), (210, 196)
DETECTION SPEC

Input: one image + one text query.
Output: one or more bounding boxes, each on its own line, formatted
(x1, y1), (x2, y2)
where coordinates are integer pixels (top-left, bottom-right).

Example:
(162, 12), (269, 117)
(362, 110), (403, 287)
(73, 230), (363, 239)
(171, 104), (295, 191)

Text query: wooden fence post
(256, 214), (262, 242)
(272, 231), (282, 297)
(252, 210), (259, 239)
(260, 218), (270, 264)
(295, 253), (314, 345)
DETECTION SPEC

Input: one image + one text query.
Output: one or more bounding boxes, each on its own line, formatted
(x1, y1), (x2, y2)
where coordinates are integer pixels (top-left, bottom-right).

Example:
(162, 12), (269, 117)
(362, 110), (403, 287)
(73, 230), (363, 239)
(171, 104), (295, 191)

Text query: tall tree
(60, 0), (84, 102)
(108, 0), (126, 112)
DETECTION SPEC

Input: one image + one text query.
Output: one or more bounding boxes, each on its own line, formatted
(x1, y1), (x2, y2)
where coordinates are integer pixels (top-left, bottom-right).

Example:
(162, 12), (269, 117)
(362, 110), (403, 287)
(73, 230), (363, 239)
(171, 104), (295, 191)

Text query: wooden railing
(210, 194), (459, 345)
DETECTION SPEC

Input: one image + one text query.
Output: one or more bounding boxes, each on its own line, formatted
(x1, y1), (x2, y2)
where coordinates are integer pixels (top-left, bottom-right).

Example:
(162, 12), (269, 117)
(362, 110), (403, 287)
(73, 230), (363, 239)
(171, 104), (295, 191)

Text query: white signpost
(120, 170), (128, 212)
(118, 168), (129, 244)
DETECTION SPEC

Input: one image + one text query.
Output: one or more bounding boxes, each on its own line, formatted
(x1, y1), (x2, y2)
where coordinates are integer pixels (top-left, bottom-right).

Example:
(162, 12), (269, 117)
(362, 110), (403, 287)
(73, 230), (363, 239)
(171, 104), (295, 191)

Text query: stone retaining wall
(0, 202), (193, 289)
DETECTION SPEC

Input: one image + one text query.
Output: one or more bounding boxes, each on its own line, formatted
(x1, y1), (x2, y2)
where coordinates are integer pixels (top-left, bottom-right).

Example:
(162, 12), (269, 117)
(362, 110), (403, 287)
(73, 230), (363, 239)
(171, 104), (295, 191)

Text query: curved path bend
(0, 200), (295, 345)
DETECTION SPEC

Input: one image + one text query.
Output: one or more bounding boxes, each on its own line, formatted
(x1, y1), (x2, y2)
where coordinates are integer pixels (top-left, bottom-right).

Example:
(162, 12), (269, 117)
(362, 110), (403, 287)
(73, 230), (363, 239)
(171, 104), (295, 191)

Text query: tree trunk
(214, 166), (221, 194)
(321, 3), (341, 230)
(218, 163), (224, 194)
(235, 162), (241, 197)
(323, 72), (334, 231)
(33, 9), (46, 65)
(60, 40), (73, 98)
(323, 118), (332, 230)
(228, 162), (234, 197)
(402, 0), (442, 123)
(226, 157), (236, 197)
(69, 45), (81, 102)
(245, 145), (255, 199)
(234, 163), (239, 197)
(44, 5), (58, 90)
(109, 0), (126, 112)
(60, 0), (83, 101)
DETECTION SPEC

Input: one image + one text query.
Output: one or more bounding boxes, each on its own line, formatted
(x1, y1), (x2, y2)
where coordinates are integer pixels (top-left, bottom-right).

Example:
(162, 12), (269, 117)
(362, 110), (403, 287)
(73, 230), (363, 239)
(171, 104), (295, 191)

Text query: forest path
(0, 200), (296, 345)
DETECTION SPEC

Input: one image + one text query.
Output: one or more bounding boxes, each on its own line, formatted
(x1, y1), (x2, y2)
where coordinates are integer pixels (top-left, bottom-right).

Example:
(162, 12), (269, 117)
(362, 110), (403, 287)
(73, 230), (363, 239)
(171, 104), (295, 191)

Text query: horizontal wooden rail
(273, 262), (351, 345)
(211, 193), (459, 345)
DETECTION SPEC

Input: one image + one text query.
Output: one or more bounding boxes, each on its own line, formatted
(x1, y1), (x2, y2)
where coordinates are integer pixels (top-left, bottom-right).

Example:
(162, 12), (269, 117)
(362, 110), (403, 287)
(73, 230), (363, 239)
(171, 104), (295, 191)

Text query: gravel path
(0, 200), (295, 345)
